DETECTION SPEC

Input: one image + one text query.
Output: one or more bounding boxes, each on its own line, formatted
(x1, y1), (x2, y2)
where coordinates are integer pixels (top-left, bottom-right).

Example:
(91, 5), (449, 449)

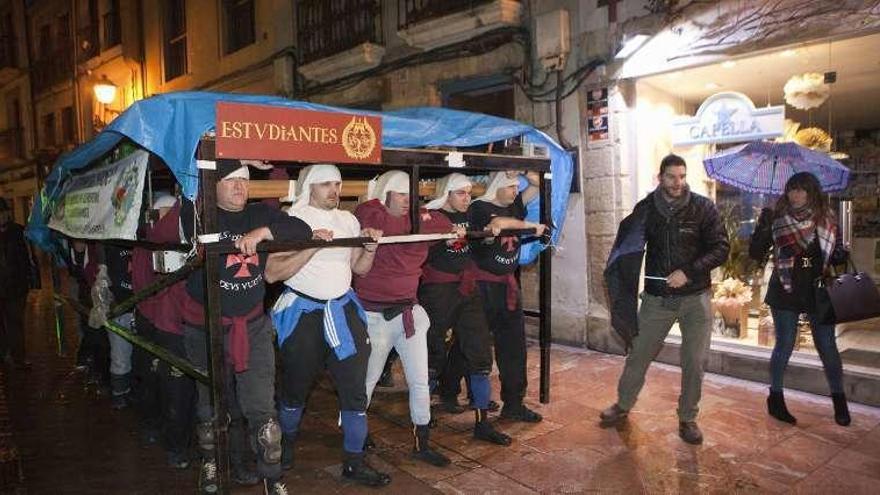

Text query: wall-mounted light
(93, 75), (117, 105)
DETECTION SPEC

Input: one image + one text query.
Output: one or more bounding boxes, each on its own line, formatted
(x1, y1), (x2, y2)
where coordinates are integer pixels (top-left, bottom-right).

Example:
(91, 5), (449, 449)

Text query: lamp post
(93, 75), (118, 132)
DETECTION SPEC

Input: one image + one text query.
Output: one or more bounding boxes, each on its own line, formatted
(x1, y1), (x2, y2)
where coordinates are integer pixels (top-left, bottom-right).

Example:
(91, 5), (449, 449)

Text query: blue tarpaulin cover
(28, 91), (572, 264)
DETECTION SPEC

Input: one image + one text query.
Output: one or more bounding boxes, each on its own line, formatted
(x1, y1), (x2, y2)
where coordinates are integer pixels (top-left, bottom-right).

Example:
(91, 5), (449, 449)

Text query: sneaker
(199, 459), (219, 494)
(500, 404), (543, 423)
(167, 451), (190, 470)
(474, 421), (512, 446)
(599, 404), (628, 427)
(342, 458), (392, 487)
(263, 479), (289, 495)
(678, 421), (703, 445)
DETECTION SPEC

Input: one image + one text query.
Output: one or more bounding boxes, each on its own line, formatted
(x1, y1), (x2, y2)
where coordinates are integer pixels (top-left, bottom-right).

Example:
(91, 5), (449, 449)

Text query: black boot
(281, 434), (295, 471)
(832, 393), (851, 426)
(110, 373), (131, 409)
(767, 390), (797, 425)
(342, 452), (391, 487)
(473, 409), (511, 446)
(411, 424), (450, 467)
(439, 395), (466, 414)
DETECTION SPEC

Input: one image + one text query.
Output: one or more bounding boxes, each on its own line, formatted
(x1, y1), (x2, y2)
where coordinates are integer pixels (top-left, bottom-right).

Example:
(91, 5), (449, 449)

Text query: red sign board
(215, 102), (383, 164)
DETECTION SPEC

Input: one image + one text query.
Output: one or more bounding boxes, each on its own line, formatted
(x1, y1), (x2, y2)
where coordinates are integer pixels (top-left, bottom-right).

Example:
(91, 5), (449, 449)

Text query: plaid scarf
(771, 206), (837, 293)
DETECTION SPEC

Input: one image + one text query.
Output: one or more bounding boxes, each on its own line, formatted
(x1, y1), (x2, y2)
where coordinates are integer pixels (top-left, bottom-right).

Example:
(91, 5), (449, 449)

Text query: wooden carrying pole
(247, 179), (487, 199)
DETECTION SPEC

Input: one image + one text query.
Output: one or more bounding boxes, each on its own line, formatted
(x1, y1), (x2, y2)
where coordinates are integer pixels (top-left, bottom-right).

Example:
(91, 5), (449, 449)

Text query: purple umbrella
(703, 141), (850, 194)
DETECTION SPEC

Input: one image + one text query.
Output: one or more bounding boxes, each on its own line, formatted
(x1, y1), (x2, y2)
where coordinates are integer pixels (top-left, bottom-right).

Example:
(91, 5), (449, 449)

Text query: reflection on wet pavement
(4, 280), (880, 494)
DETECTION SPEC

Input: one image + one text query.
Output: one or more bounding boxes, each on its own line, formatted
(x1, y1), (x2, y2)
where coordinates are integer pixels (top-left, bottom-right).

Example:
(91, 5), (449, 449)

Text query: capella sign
(671, 92), (784, 146)
(215, 102), (382, 164)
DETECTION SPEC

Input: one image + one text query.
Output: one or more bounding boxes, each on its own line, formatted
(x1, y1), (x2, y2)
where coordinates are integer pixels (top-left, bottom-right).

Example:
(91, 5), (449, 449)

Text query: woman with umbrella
(749, 172), (850, 426)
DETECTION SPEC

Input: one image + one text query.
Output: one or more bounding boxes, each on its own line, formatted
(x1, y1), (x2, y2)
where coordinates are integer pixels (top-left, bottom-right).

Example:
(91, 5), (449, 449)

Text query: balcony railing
(398, 0), (495, 30)
(0, 35), (17, 69)
(102, 11), (121, 50)
(77, 25), (99, 62)
(297, 0), (383, 65)
(32, 49), (73, 93)
(0, 127), (24, 161)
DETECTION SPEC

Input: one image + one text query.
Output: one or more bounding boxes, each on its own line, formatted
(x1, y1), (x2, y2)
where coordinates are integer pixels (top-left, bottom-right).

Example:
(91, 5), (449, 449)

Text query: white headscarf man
(425, 173), (472, 211)
(290, 163), (343, 213)
(366, 170), (410, 203)
(473, 171), (520, 205)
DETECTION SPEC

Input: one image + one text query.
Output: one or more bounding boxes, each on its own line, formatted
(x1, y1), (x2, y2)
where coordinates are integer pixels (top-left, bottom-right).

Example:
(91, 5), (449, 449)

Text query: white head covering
(425, 173), (472, 210)
(218, 159), (250, 181)
(366, 170), (410, 203)
(474, 171), (519, 203)
(291, 164), (342, 210)
(152, 193), (177, 209)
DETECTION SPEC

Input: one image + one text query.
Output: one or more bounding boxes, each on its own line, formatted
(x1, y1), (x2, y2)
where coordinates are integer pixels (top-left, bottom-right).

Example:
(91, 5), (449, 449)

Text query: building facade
(0, 0), (36, 225)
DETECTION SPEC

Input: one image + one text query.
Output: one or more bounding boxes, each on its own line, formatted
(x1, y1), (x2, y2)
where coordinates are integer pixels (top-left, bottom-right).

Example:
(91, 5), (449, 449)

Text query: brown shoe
(599, 404), (628, 427)
(678, 421), (703, 445)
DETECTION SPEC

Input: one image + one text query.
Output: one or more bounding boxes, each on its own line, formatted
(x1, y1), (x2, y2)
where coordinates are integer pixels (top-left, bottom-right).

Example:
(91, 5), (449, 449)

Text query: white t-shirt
(284, 205), (360, 300)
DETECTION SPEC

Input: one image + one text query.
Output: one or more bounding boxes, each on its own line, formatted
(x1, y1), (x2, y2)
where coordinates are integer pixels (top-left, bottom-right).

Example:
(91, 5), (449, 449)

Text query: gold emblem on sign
(341, 116), (377, 159)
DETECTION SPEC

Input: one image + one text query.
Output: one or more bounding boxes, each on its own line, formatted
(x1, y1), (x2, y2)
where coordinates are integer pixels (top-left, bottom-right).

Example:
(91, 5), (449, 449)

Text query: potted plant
(713, 278), (754, 334)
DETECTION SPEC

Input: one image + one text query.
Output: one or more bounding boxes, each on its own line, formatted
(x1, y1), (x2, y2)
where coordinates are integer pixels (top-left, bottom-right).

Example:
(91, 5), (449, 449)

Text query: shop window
(41, 113), (55, 148)
(102, 0), (121, 50)
(223, 0), (255, 55)
(61, 106), (75, 145)
(163, 0), (187, 81)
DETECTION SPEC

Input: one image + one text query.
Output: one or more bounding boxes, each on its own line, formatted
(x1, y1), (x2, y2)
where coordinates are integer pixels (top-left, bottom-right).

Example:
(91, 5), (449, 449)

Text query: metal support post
(198, 146), (231, 494)
(538, 172), (552, 404)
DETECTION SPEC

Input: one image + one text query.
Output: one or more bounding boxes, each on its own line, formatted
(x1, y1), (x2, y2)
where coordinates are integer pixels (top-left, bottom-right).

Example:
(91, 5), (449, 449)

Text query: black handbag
(815, 260), (880, 325)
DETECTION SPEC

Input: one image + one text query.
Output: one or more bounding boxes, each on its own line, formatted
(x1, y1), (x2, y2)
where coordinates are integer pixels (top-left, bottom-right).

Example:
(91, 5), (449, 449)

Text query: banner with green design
(48, 150), (148, 240)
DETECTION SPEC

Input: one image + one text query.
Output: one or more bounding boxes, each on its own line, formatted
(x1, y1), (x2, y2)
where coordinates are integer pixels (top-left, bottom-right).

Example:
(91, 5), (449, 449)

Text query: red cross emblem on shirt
(500, 236), (517, 253)
(226, 253), (259, 278)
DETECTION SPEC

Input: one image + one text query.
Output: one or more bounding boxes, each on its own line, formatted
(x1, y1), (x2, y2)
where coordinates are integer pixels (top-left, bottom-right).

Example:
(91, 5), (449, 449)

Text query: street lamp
(93, 75), (117, 105)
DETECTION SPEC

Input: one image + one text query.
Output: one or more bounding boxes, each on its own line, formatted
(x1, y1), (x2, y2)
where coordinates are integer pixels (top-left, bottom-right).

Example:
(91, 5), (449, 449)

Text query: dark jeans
(132, 314), (162, 432)
(0, 295), (26, 363)
(420, 283), (493, 393)
(478, 281), (526, 407)
(279, 302), (371, 412)
(184, 315), (279, 480)
(154, 330), (195, 456)
(770, 308), (844, 394)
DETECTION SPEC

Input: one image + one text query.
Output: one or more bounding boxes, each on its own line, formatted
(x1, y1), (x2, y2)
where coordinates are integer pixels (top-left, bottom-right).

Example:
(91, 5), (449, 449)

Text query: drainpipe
(71, 0), (86, 144)
(136, 0), (147, 99)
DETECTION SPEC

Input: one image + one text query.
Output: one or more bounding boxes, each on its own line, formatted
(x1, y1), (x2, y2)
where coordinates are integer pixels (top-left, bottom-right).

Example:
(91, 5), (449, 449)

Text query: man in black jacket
(600, 154), (729, 445)
(0, 197), (36, 369)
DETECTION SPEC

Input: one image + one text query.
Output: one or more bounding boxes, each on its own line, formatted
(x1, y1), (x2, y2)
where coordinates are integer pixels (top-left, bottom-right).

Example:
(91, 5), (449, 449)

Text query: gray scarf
(652, 184), (691, 219)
